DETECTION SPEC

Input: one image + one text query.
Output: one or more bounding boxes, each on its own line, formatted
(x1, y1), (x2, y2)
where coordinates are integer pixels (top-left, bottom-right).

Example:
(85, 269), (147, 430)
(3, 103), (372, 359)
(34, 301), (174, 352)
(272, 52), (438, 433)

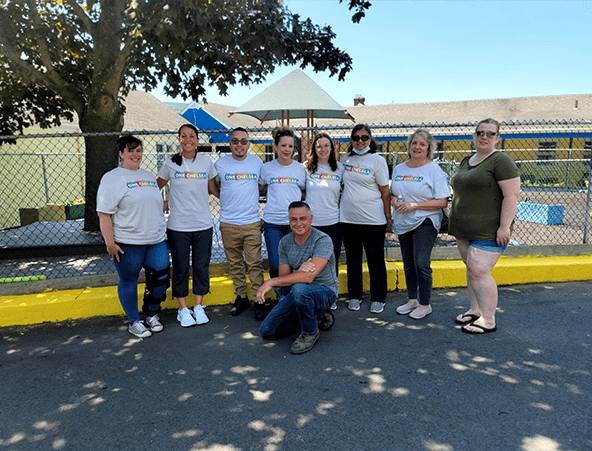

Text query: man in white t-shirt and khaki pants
(215, 128), (265, 319)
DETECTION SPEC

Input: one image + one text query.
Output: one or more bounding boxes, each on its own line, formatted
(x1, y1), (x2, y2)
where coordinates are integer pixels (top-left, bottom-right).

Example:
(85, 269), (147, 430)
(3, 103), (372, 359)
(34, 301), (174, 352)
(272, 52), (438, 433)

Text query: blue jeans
(398, 219), (438, 306)
(263, 222), (292, 278)
(259, 283), (336, 338)
(167, 228), (213, 298)
(114, 240), (170, 323)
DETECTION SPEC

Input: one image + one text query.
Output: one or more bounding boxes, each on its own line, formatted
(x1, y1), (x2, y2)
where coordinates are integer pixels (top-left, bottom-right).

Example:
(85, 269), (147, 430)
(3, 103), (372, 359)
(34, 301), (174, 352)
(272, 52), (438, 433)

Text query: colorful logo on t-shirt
(269, 177), (300, 185)
(126, 180), (158, 189)
(224, 173), (258, 181)
(173, 171), (207, 180)
(345, 165), (371, 176)
(393, 175), (424, 182)
(310, 173), (341, 182)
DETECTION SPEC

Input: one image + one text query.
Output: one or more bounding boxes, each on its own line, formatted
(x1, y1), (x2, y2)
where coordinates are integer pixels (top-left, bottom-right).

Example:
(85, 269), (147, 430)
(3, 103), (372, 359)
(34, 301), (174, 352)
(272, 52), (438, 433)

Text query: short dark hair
(232, 127), (248, 136)
(288, 201), (311, 213)
(117, 135), (142, 152)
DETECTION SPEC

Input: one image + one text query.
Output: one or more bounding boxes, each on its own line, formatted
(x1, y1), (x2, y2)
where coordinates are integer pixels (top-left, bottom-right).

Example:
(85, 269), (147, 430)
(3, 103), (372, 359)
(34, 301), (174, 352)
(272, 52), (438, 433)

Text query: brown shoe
(290, 329), (320, 354)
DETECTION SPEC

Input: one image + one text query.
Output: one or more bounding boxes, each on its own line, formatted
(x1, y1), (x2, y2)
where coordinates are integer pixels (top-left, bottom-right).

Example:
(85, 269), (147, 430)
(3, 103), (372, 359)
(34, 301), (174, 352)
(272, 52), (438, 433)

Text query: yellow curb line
(1, 256), (591, 327)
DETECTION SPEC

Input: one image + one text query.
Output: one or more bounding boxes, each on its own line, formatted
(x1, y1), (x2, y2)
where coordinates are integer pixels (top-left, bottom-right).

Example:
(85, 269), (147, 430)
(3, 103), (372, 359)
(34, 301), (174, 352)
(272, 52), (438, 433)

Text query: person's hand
(106, 243), (124, 262)
(496, 226), (511, 246)
(386, 217), (393, 230)
(297, 258), (316, 273)
(390, 197), (398, 208)
(256, 280), (272, 304)
(395, 201), (417, 214)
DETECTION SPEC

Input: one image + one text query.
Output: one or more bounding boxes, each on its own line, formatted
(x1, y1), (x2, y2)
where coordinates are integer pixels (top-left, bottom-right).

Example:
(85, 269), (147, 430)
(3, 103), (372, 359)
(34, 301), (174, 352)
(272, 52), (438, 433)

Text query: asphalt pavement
(1, 281), (591, 451)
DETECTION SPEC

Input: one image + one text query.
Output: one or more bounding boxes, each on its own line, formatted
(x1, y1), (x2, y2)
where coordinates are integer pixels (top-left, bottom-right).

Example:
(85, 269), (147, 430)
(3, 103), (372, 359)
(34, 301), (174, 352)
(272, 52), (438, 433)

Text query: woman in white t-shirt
(258, 127), (306, 320)
(304, 133), (344, 310)
(156, 124), (219, 328)
(340, 124), (391, 314)
(97, 135), (169, 339)
(391, 129), (449, 320)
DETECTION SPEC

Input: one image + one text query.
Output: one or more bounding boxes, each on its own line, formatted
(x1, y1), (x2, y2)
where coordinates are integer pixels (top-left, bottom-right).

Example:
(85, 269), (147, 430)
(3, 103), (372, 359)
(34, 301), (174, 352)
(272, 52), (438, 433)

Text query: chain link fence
(1, 120), (591, 281)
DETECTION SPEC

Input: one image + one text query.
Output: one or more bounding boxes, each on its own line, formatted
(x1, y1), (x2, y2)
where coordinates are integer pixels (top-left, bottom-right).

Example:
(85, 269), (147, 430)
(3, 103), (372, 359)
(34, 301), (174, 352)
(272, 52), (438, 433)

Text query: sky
(150, 1), (592, 108)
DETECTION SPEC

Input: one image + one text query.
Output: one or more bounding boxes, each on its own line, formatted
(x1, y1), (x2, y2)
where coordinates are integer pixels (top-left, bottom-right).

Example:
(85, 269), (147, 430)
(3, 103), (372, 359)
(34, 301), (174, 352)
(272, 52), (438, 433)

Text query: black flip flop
(455, 313), (480, 325)
(461, 322), (497, 334)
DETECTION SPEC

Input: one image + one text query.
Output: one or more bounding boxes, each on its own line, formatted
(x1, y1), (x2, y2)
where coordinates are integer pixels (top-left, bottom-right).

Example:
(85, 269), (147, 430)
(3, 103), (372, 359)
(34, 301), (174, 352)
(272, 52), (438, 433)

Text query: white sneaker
(128, 321), (152, 338)
(145, 314), (163, 332)
(193, 305), (209, 325)
(177, 307), (197, 327)
(330, 301), (338, 311)
(396, 299), (420, 315)
(409, 305), (432, 319)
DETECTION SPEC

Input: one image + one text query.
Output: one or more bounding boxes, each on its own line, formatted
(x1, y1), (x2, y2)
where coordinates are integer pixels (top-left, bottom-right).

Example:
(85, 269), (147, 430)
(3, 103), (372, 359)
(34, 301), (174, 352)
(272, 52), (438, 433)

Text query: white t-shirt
(339, 153), (390, 225)
(306, 162), (344, 226)
(260, 159), (306, 225)
(390, 161), (450, 234)
(157, 154), (217, 232)
(96, 167), (165, 245)
(215, 153), (263, 225)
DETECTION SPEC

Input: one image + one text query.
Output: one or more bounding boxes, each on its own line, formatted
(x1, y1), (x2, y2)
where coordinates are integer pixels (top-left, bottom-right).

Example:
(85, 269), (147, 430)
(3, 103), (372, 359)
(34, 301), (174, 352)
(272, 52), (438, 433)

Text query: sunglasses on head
(352, 135), (370, 142)
(475, 131), (497, 138)
(231, 138), (249, 145)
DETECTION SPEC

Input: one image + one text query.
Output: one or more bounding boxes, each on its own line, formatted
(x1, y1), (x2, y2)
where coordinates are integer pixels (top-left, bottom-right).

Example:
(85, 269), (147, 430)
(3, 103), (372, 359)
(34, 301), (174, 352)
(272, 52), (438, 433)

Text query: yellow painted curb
(1, 256), (591, 327)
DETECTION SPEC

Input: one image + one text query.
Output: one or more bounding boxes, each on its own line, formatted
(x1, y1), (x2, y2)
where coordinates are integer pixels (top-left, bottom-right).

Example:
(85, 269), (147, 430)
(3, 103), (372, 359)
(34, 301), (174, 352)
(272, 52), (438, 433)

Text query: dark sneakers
(319, 310), (335, 331)
(290, 329), (320, 354)
(230, 295), (250, 317)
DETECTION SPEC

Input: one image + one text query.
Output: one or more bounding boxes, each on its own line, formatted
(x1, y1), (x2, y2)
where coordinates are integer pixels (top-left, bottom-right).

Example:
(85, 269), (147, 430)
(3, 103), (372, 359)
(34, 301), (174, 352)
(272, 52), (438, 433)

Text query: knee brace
(142, 265), (170, 315)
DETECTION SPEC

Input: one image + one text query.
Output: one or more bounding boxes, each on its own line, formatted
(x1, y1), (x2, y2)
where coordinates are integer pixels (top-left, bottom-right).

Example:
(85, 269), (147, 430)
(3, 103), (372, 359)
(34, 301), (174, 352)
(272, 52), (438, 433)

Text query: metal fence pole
(41, 154), (50, 204)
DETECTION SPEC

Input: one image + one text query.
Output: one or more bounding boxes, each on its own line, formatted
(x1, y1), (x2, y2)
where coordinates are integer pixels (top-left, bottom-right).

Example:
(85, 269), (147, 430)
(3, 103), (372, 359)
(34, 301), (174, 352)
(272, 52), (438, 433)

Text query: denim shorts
(469, 240), (508, 253)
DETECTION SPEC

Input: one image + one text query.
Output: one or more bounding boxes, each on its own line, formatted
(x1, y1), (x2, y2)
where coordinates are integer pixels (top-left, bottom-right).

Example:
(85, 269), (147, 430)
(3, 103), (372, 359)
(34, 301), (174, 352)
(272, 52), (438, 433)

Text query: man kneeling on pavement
(257, 201), (338, 354)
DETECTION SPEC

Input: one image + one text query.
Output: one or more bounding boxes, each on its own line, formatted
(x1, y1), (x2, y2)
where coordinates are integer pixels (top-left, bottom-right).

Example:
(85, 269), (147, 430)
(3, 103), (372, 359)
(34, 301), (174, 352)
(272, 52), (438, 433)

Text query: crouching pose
(257, 202), (338, 354)
(97, 135), (170, 338)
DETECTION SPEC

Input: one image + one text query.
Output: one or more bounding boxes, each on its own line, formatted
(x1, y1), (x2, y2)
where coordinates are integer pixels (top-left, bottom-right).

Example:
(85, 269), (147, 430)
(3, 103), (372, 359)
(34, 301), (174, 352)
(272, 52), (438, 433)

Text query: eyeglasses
(231, 138), (249, 145)
(352, 135), (370, 142)
(475, 131), (497, 138)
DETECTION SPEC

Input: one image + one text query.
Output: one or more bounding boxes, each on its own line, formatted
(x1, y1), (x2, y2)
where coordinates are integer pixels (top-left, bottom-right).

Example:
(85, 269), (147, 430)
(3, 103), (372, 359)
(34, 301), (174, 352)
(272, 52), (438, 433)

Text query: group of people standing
(97, 118), (520, 350)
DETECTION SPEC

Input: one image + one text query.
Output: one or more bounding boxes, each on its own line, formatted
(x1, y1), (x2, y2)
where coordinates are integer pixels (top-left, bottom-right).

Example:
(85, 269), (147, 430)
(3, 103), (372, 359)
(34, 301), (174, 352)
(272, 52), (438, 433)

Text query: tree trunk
(78, 93), (124, 232)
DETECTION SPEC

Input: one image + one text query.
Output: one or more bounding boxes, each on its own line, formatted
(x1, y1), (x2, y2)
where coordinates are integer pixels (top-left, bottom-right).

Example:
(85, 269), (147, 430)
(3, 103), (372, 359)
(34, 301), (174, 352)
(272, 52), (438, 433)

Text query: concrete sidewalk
(1, 254), (592, 327)
(1, 281), (591, 451)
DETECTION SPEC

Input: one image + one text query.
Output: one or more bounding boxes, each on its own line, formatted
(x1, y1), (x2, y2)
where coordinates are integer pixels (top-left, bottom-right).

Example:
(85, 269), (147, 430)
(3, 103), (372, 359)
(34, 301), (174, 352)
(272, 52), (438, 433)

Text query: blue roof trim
(181, 107), (231, 143)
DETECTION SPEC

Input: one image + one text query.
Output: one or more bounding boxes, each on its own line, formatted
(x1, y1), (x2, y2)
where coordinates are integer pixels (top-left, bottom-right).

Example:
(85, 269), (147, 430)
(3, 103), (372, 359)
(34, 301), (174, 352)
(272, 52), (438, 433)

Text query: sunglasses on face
(231, 138), (249, 145)
(475, 131), (497, 138)
(352, 135), (370, 142)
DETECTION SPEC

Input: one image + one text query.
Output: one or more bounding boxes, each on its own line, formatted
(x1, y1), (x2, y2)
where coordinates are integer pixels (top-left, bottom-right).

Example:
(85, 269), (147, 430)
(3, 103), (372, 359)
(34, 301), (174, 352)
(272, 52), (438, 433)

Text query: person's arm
(256, 257), (329, 303)
(379, 184), (392, 229)
(208, 178), (220, 199)
(394, 197), (448, 213)
(156, 177), (168, 190)
(496, 176), (521, 245)
(98, 212), (124, 262)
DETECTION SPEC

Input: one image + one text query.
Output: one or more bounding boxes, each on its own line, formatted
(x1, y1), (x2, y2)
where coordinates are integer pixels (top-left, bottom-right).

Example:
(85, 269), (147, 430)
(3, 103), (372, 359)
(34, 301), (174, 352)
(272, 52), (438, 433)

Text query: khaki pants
(220, 221), (264, 299)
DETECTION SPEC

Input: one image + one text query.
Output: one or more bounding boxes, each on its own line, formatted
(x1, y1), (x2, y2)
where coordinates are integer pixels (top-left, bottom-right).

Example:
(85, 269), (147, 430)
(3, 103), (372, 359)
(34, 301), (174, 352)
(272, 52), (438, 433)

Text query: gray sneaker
(330, 301), (338, 311)
(348, 299), (362, 311)
(145, 314), (163, 332)
(290, 329), (320, 354)
(370, 301), (385, 314)
(128, 321), (152, 338)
